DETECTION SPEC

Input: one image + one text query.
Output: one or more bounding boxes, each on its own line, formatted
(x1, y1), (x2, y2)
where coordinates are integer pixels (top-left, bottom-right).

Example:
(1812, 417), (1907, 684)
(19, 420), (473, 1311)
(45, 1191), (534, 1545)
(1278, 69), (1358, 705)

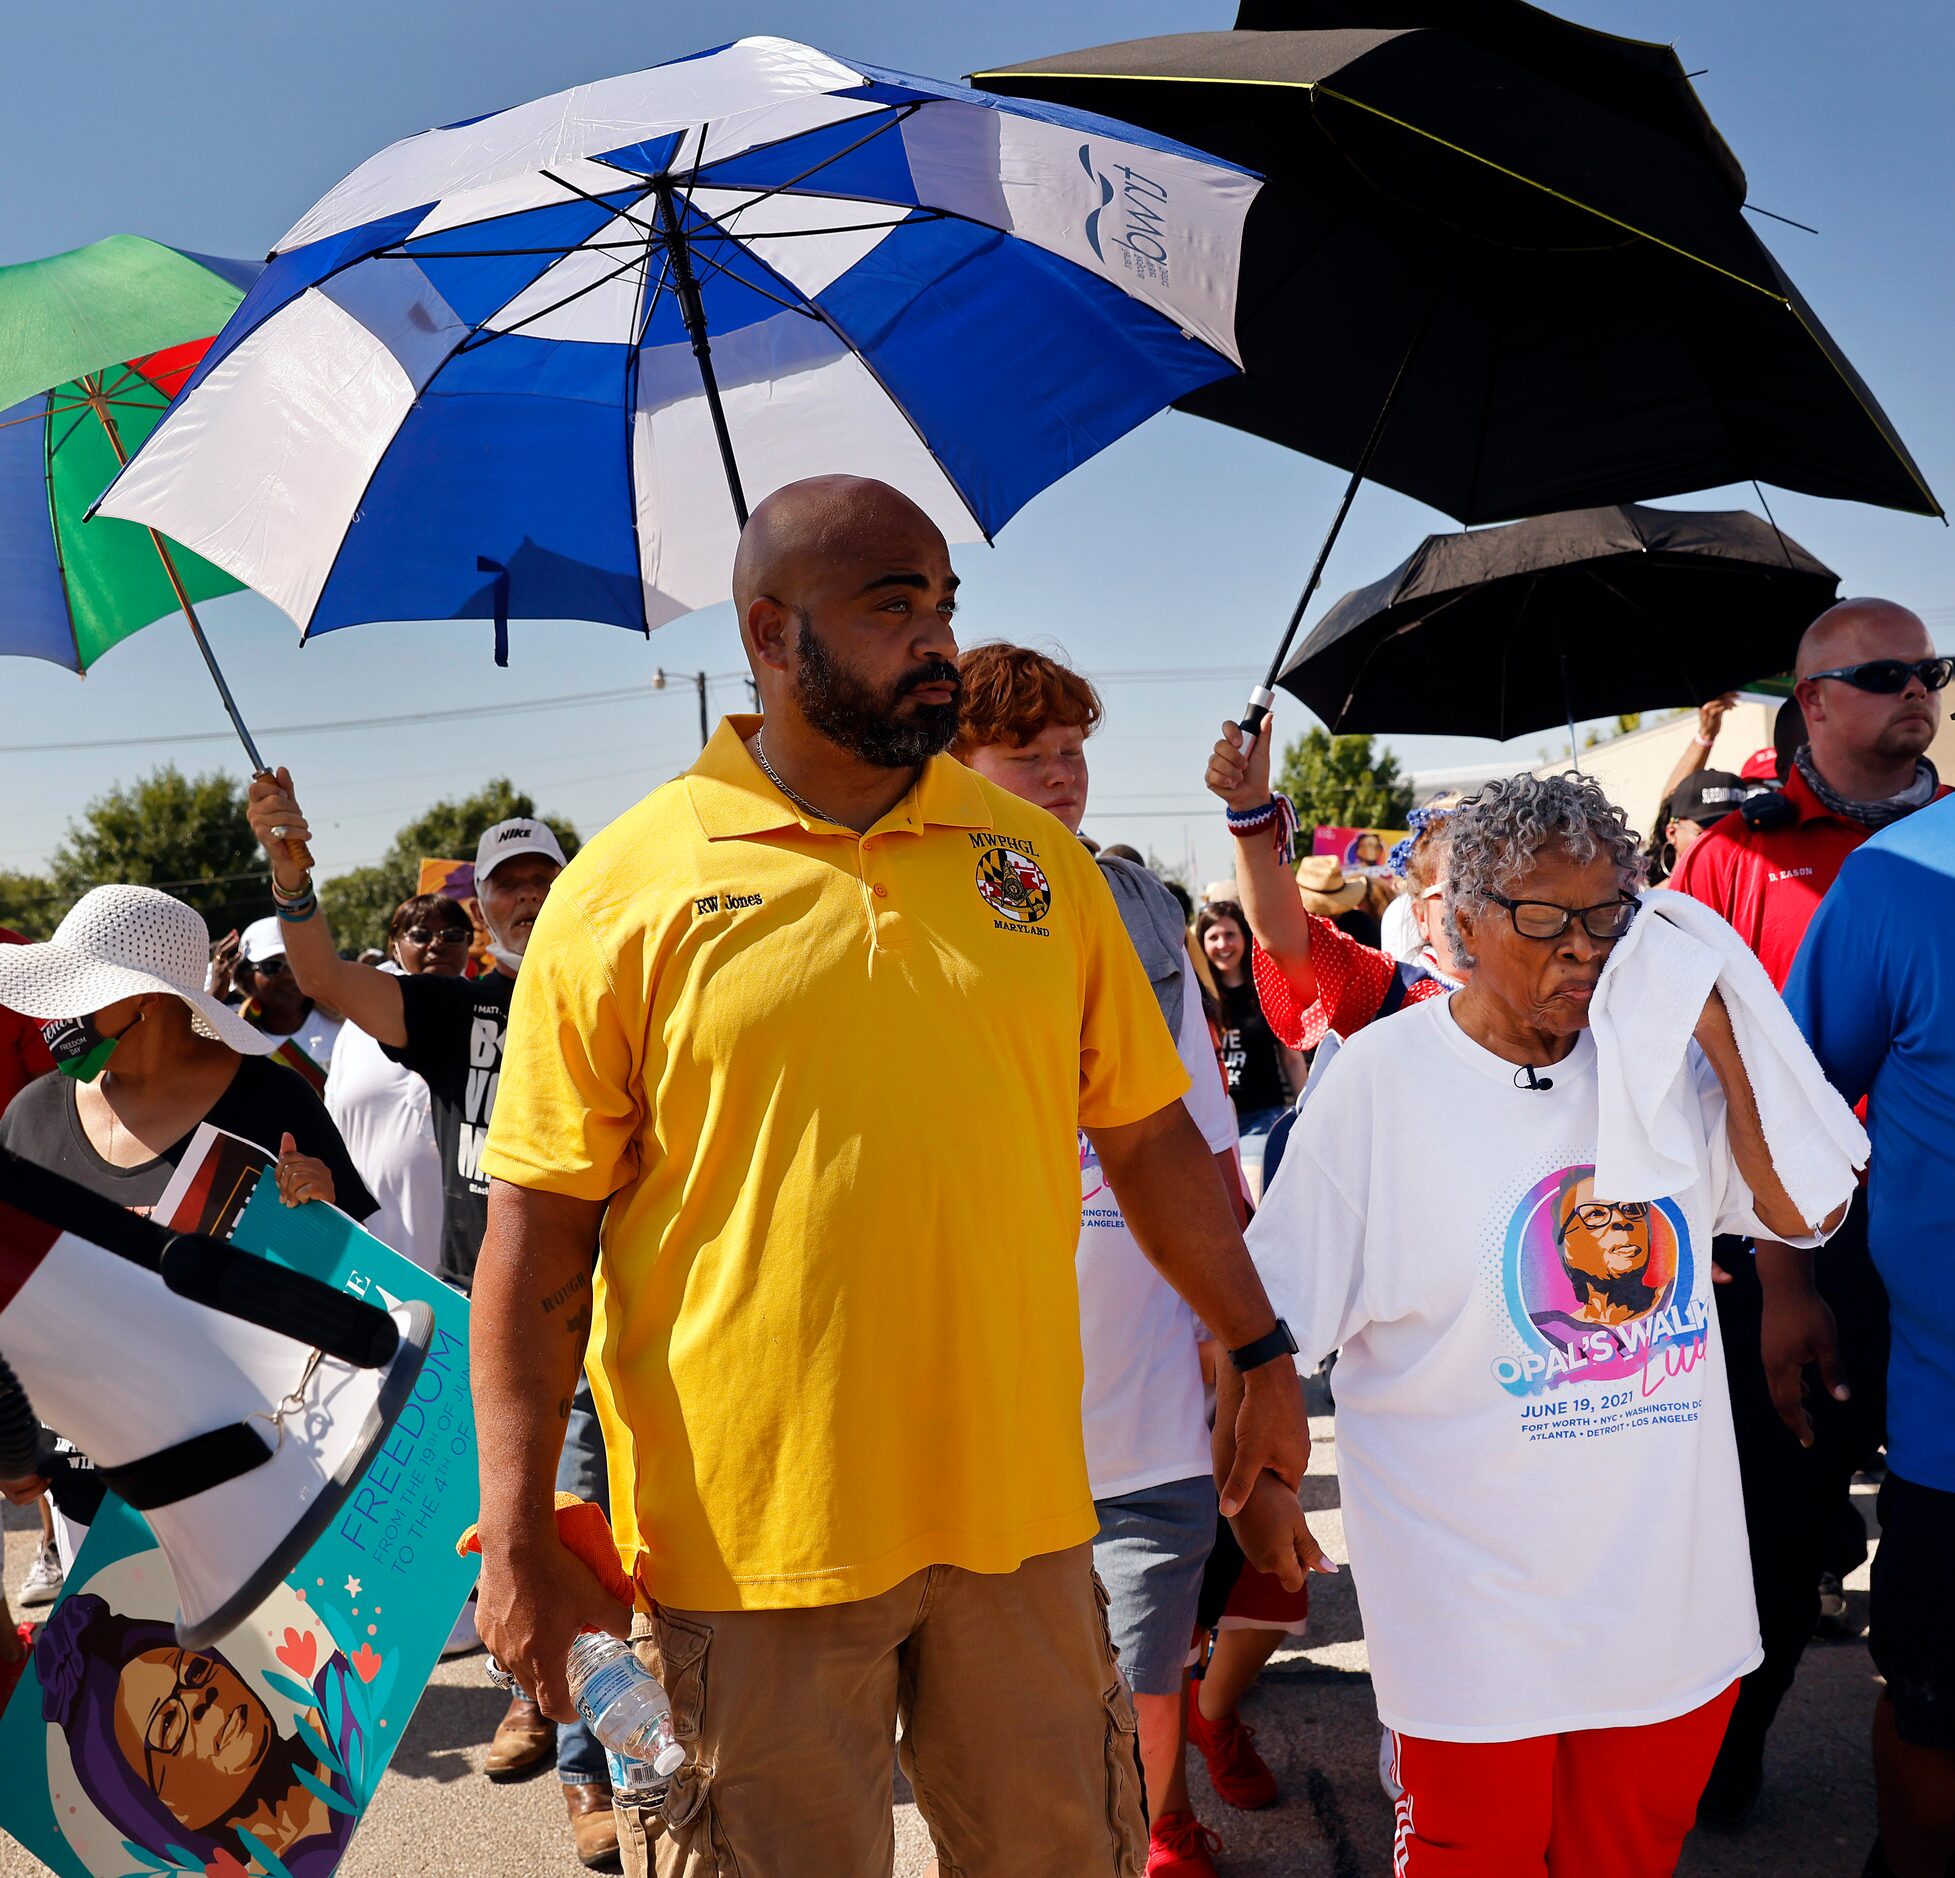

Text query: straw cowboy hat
(0, 885), (280, 1056)
(1293, 855), (1369, 917)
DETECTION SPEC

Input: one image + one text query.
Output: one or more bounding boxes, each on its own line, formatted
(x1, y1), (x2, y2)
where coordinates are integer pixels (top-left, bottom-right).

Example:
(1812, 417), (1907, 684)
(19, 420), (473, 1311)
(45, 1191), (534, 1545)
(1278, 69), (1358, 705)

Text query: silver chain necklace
(752, 733), (841, 826)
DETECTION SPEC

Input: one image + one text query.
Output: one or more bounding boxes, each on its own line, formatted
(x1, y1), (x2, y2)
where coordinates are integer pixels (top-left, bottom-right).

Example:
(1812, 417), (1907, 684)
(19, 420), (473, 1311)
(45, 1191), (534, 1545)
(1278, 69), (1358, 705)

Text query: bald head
(732, 476), (947, 623)
(734, 475), (964, 772)
(1794, 597), (1932, 680)
(1791, 596), (1944, 792)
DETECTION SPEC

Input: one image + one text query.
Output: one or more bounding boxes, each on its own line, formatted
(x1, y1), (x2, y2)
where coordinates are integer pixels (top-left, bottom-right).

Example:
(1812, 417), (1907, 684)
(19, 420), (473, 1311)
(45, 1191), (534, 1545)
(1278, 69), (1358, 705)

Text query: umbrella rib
(455, 246), (656, 352)
(685, 102), (924, 227)
(686, 192), (997, 545)
(0, 394), (165, 432)
(1311, 84), (1784, 301)
(36, 387), (86, 672)
(679, 240), (822, 319)
(538, 168), (663, 240)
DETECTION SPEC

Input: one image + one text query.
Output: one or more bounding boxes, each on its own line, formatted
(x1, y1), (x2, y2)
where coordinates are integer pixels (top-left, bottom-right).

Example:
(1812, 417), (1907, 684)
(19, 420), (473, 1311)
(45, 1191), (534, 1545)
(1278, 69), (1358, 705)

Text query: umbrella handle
(1238, 686), (1276, 756)
(252, 774), (316, 874)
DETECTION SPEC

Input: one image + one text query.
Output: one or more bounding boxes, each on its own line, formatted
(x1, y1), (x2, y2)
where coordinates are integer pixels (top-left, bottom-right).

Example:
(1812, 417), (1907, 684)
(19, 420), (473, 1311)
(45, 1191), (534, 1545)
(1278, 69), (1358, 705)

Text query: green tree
(325, 779), (583, 953)
(1274, 727), (1414, 836)
(0, 869), (63, 940)
(35, 767), (268, 935)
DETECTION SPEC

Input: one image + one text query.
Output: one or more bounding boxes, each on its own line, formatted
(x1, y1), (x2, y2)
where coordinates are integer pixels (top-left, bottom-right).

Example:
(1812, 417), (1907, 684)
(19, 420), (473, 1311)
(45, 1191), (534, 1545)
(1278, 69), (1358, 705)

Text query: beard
(793, 612), (961, 769)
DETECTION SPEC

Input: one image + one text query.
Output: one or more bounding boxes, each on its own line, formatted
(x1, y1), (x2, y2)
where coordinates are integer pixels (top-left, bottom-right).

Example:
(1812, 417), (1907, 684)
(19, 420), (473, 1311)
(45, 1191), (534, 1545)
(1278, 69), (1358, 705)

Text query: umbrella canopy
(0, 237), (261, 673)
(1277, 504), (1840, 740)
(972, 20), (1938, 523)
(95, 36), (1261, 656)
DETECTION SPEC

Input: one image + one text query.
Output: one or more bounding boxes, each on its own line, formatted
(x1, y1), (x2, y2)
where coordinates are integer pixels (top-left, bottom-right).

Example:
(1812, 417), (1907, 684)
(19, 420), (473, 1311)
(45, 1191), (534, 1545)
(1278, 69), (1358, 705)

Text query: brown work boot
(483, 1692), (554, 1780)
(564, 1780), (621, 1871)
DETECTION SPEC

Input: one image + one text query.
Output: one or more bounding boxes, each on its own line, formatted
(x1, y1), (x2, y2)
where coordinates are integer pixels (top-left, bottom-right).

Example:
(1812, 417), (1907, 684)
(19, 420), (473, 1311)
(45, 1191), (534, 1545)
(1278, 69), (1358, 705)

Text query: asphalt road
(1, 1409), (1885, 1878)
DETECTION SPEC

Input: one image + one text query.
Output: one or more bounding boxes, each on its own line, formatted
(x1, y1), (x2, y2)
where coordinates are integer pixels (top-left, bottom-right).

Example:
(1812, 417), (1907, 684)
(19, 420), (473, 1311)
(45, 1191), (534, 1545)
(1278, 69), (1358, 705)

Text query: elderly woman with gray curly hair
(1237, 771), (1845, 1877)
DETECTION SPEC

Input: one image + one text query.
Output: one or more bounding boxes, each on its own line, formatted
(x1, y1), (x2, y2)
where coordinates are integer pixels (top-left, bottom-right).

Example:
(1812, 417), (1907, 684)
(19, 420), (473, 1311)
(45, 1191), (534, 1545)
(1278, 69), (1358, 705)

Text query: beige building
(1412, 697), (1955, 838)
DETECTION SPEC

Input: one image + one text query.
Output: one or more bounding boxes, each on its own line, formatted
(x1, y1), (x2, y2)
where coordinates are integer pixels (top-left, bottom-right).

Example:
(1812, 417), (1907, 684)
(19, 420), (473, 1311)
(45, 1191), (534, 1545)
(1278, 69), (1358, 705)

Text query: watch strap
(1228, 1317), (1299, 1374)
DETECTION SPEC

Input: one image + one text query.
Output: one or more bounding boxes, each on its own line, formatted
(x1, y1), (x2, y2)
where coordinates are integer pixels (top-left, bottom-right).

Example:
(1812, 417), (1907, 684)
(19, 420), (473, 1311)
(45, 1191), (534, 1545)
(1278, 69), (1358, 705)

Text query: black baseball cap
(1667, 770), (1756, 827)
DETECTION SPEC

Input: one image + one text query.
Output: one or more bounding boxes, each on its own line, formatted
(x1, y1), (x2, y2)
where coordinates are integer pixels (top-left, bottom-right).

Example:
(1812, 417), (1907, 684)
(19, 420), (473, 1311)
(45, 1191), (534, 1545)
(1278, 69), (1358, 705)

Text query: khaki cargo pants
(616, 1541), (1146, 1878)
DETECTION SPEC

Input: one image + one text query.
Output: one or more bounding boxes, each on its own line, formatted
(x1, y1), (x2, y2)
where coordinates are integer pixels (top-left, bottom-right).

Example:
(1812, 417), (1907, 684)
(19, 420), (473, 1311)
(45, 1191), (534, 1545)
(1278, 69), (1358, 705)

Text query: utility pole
(654, 668), (713, 750)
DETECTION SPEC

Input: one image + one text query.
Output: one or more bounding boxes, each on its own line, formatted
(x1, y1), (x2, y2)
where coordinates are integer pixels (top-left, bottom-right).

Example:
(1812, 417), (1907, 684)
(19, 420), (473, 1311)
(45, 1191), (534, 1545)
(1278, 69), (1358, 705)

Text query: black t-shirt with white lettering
(385, 969), (513, 1292)
(1216, 977), (1288, 1117)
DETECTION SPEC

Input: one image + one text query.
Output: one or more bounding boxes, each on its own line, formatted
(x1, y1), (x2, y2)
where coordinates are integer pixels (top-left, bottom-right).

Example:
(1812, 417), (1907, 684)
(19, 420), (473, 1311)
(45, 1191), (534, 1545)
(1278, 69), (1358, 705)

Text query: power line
(0, 665), (1268, 757)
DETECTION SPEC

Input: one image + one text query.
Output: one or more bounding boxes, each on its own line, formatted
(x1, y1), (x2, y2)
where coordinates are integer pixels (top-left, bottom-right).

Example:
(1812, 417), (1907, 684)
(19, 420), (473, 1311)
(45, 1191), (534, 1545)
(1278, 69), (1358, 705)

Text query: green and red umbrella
(0, 235), (309, 857)
(0, 234), (260, 675)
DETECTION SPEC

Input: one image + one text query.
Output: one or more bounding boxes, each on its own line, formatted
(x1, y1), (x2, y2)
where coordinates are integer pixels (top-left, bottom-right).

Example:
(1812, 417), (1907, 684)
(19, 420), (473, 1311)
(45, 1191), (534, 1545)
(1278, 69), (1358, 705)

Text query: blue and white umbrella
(97, 37), (1260, 659)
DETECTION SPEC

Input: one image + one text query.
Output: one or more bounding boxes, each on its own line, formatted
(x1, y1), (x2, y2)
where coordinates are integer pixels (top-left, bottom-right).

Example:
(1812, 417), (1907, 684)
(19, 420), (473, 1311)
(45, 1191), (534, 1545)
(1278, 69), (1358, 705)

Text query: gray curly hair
(1444, 772), (1645, 967)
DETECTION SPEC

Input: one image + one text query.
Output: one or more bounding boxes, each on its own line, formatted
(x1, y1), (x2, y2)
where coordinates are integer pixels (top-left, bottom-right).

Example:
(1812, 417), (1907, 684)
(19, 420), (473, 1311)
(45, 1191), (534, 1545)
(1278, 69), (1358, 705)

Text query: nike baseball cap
(474, 818), (567, 884)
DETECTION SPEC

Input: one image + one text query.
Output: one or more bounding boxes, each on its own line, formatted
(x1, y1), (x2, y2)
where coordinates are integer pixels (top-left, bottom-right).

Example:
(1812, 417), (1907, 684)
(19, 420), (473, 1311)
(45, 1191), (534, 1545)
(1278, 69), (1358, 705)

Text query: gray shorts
(1092, 1474), (1217, 1696)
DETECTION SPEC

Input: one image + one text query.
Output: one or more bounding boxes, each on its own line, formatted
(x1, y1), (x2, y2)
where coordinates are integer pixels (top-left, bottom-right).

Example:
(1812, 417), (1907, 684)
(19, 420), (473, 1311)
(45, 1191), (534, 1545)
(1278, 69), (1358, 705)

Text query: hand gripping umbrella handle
(1238, 686), (1276, 757)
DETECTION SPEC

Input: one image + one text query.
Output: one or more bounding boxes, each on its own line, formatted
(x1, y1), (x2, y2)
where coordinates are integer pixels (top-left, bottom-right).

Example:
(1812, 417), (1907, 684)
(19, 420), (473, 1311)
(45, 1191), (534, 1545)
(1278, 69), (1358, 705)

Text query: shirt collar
(686, 715), (993, 841)
(1780, 765), (1856, 829)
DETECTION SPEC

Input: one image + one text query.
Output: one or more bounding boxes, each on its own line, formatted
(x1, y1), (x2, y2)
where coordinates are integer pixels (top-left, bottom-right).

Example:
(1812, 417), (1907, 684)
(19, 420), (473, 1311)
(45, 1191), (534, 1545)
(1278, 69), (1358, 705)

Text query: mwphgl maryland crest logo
(975, 846), (1052, 925)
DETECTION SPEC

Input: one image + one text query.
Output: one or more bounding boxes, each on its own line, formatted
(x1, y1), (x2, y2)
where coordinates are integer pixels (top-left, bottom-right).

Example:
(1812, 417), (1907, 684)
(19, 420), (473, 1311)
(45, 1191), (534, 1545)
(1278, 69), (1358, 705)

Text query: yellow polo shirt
(482, 716), (1188, 1611)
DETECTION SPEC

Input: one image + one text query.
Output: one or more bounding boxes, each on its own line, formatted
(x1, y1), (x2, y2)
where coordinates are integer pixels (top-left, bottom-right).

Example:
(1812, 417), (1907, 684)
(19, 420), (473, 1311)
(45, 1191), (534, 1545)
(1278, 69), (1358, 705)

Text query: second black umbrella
(1276, 503), (1839, 742)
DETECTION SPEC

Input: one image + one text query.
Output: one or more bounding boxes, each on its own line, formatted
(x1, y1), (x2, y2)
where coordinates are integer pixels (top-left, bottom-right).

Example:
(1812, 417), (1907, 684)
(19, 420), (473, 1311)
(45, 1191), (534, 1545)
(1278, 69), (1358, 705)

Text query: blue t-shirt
(1784, 796), (1955, 1491)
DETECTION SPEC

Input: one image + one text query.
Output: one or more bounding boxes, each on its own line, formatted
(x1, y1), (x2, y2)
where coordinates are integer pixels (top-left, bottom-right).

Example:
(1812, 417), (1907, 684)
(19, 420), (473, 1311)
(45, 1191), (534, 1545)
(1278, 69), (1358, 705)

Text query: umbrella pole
(82, 378), (315, 869)
(1239, 300), (1438, 755)
(654, 180), (749, 530)
(1560, 646), (1582, 774)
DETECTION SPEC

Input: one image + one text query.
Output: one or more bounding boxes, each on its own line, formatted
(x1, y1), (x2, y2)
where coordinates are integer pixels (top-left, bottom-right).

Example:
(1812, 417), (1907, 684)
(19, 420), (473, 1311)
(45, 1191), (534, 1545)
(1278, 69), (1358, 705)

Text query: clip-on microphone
(1514, 1063), (1555, 1093)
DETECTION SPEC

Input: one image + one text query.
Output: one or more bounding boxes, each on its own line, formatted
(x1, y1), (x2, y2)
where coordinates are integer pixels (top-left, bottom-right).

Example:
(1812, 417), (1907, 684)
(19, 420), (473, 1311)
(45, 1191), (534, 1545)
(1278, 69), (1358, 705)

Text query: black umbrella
(1276, 503), (1839, 744)
(972, 6), (1936, 741)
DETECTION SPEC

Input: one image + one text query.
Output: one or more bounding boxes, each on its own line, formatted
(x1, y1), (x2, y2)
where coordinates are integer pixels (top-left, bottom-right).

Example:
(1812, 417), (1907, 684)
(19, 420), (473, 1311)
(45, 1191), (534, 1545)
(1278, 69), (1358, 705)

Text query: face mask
(486, 940), (525, 974)
(42, 1013), (130, 1083)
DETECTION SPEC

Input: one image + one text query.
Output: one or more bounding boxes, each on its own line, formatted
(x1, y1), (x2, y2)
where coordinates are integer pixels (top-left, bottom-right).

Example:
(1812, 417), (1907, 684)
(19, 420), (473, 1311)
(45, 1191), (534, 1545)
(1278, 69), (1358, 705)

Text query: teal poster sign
(0, 1134), (477, 1878)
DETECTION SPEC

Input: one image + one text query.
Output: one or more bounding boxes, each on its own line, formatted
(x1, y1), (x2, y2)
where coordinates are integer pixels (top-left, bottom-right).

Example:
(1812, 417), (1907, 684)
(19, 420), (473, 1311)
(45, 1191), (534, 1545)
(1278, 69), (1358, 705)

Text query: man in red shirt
(1670, 596), (1952, 1828)
(1672, 599), (1948, 988)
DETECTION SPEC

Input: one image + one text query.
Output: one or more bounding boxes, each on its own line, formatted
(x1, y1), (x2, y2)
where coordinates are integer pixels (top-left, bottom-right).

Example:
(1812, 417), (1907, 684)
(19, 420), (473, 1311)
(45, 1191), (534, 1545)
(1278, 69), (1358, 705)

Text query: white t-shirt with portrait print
(1077, 980), (1238, 1501)
(1246, 992), (1769, 1742)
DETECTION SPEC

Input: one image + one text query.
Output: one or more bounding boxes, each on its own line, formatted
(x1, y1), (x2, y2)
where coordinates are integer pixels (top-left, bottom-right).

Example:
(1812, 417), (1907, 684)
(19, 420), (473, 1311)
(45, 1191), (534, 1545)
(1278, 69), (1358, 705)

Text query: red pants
(1386, 1681), (1739, 1877)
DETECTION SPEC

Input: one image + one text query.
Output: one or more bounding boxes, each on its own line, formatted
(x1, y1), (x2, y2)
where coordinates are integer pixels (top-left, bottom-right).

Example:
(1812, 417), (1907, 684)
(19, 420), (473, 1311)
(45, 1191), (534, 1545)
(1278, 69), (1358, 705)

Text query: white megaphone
(0, 1150), (431, 1647)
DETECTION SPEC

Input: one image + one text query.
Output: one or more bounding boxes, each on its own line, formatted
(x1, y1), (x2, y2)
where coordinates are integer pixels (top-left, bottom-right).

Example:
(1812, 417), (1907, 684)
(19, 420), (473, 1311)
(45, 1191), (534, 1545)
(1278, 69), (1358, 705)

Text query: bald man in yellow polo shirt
(472, 476), (1307, 1878)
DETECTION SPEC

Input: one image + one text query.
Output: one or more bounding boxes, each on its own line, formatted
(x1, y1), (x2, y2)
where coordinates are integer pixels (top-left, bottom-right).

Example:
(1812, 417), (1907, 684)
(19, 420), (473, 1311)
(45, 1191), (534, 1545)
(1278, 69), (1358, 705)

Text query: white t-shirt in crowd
(1247, 993), (1766, 1742)
(1078, 981), (1238, 1500)
(1380, 891), (1422, 964)
(264, 1006), (341, 1073)
(324, 965), (444, 1274)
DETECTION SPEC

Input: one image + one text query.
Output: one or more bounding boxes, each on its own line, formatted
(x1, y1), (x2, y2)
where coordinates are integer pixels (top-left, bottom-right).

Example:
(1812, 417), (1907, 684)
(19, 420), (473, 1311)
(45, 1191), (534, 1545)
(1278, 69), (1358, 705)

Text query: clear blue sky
(4, 0), (1951, 891)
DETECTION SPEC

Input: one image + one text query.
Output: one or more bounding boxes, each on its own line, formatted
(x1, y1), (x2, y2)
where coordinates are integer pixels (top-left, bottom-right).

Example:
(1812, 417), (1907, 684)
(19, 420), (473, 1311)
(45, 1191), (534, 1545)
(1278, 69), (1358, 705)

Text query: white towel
(1588, 888), (1867, 1230)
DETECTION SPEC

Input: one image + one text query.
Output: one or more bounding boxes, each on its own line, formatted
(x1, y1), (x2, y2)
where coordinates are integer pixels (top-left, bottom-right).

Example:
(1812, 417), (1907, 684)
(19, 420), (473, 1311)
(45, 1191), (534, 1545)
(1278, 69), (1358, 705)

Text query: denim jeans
(556, 1375), (612, 1786)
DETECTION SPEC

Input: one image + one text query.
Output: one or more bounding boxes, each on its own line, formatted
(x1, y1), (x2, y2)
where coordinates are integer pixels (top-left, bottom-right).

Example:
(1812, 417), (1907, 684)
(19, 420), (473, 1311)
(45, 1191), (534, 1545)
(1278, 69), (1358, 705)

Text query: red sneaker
(1147, 1809), (1223, 1877)
(0, 1623), (35, 1720)
(1187, 1679), (1280, 1810)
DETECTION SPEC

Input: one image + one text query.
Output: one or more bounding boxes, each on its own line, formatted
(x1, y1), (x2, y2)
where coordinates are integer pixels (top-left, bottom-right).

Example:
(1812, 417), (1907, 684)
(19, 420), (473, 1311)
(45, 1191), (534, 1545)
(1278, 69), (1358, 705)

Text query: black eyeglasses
(401, 925), (469, 946)
(252, 954), (290, 975)
(143, 1648), (218, 1790)
(1805, 656), (1953, 695)
(1487, 893), (1639, 942)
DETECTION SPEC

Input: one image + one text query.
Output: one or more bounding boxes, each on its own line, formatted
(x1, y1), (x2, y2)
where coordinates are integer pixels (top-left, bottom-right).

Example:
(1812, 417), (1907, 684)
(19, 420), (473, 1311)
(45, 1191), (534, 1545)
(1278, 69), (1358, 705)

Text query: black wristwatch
(1228, 1317), (1299, 1374)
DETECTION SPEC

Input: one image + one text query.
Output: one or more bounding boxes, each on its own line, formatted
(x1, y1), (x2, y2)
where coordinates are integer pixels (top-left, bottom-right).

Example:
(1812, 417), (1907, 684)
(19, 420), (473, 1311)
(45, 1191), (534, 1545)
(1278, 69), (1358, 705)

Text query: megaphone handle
(1239, 685), (1276, 758)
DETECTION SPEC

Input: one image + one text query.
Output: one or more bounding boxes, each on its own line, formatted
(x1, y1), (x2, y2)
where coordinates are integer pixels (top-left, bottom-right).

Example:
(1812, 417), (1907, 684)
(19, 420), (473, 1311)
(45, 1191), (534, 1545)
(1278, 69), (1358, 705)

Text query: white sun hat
(0, 885), (281, 1056)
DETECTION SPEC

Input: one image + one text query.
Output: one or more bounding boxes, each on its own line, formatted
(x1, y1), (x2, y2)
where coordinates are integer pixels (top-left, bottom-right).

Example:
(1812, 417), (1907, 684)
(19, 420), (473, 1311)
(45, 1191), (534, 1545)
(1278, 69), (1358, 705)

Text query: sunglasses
(1805, 656), (1953, 695)
(401, 925), (470, 946)
(1487, 893), (1638, 942)
(250, 954), (289, 975)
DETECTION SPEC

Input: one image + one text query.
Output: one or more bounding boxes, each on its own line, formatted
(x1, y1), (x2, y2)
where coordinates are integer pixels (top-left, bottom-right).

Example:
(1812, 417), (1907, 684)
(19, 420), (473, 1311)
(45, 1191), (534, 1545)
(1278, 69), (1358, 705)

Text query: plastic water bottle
(566, 1631), (685, 1796)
